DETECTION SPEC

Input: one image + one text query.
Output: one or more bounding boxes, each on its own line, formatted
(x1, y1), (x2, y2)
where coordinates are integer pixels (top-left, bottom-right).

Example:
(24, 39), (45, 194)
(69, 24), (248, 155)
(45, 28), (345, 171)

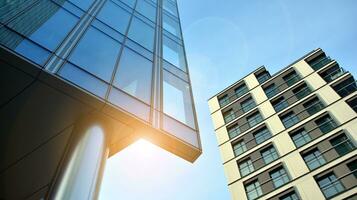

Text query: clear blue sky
(99, 0), (357, 199)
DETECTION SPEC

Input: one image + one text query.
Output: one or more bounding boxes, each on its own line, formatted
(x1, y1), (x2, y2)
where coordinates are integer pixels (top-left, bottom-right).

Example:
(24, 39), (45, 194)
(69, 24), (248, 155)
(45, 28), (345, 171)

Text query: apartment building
(209, 49), (357, 200)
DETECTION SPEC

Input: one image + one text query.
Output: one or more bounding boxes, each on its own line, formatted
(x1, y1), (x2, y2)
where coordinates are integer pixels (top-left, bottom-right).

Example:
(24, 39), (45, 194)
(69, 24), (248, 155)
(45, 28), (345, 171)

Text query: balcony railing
(265, 74), (301, 99)
(273, 86), (312, 113)
(322, 67), (347, 83)
(334, 80), (357, 98)
(223, 100), (257, 123)
(318, 169), (357, 199)
(219, 87), (249, 107)
(239, 149), (278, 177)
(309, 56), (332, 71)
(281, 100), (325, 129)
(303, 137), (355, 171)
(292, 118), (337, 148)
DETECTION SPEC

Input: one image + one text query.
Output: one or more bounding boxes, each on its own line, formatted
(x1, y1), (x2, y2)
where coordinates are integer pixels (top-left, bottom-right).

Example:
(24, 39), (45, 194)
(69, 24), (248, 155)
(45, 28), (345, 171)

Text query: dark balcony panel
(307, 54), (332, 71)
(283, 71), (300, 87)
(347, 97), (357, 112)
(256, 70), (271, 84)
(333, 77), (357, 98)
(319, 64), (346, 83)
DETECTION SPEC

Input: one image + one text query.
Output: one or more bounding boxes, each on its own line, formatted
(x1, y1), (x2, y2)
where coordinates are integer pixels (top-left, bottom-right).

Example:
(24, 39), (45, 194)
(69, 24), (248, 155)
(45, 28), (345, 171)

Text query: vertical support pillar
(49, 123), (109, 200)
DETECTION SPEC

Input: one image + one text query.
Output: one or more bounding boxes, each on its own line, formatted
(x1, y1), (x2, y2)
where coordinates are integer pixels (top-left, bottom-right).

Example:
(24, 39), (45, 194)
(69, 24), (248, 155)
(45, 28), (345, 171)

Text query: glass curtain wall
(0, 0), (199, 148)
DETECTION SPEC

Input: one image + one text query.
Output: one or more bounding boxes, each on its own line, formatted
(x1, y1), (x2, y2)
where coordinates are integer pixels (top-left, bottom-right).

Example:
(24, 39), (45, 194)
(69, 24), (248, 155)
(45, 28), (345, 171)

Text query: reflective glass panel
(163, 36), (187, 72)
(68, 0), (94, 11)
(163, 70), (195, 128)
(128, 17), (155, 51)
(97, 1), (131, 34)
(59, 63), (108, 98)
(69, 27), (121, 81)
(6, 2), (78, 51)
(136, 0), (156, 22)
(114, 48), (152, 104)
(120, 0), (136, 8)
(163, 13), (181, 38)
(163, 0), (177, 17)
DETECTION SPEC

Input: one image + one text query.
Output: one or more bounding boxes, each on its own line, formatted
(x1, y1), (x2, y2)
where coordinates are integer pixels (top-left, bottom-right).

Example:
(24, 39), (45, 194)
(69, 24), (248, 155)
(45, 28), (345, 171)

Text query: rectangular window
(163, 70), (195, 128)
(293, 84), (311, 100)
(272, 97), (289, 112)
(270, 167), (290, 188)
(291, 128), (311, 147)
(113, 47), (152, 104)
(281, 111), (300, 128)
(239, 159), (255, 177)
(279, 191), (300, 200)
(261, 146), (279, 164)
(136, 0), (157, 22)
(163, 35), (187, 72)
(265, 83), (278, 98)
(245, 180), (263, 200)
(307, 54), (331, 71)
(223, 109), (235, 123)
(330, 134), (355, 156)
(302, 148), (326, 170)
(303, 97), (324, 115)
(233, 140), (247, 156)
(219, 94), (229, 107)
(316, 173), (345, 198)
(247, 112), (263, 128)
(315, 115), (337, 134)
(241, 97), (256, 113)
(163, 0), (178, 17)
(128, 17), (155, 51)
(283, 71), (300, 87)
(235, 84), (249, 98)
(163, 13), (181, 38)
(228, 124), (241, 139)
(333, 77), (357, 98)
(347, 160), (357, 178)
(96, 1), (131, 34)
(254, 127), (272, 144)
(256, 71), (271, 84)
(68, 26), (121, 81)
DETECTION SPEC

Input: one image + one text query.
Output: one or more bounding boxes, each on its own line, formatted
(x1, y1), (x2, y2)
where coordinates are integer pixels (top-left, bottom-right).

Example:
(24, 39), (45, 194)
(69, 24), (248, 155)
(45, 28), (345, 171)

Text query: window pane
(163, 13), (181, 38)
(58, 63), (108, 98)
(291, 129), (311, 147)
(128, 17), (155, 51)
(163, 35), (187, 72)
(113, 48), (152, 104)
(69, 0), (94, 11)
(233, 141), (247, 156)
(163, 70), (195, 128)
(97, 0), (131, 34)
(163, 0), (178, 17)
(261, 146), (278, 164)
(6, 2), (78, 51)
(120, 0), (136, 8)
(136, 0), (156, 22)
(69, 27), (121, 81)
(0, 26), (51, 65)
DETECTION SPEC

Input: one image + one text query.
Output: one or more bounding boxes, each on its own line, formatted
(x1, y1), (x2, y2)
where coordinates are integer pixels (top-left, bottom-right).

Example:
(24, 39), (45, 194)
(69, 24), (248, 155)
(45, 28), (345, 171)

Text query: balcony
(223, 100), (257, 123)
(280, 98), (325, 129)
(264, 73), (301, 99)
(320, 66), (347, 83)
(309, 56), (333, 71)
(219, 85), (249, 107)
(289, 114), (338, 148)
(272, 84), (312, 113)
(333, 77), (357, 98)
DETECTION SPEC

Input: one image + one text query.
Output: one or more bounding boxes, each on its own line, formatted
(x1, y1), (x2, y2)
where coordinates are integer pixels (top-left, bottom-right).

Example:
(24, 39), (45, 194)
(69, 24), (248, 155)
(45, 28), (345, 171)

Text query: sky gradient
(99, 0), (357, 199)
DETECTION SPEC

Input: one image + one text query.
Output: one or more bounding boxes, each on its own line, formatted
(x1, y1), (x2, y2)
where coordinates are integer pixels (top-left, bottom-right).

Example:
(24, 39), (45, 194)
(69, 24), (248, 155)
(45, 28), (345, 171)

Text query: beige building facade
(209, 49), (357, 200)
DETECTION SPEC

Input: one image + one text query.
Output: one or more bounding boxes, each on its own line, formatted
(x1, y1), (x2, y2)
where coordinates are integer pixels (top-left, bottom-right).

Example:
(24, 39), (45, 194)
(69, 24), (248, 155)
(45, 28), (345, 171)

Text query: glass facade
(0, 0), (199, 148)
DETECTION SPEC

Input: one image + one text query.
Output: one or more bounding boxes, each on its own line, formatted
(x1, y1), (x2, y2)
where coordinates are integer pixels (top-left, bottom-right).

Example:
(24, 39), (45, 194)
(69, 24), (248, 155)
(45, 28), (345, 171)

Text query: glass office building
(0, 0), (201, 199)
